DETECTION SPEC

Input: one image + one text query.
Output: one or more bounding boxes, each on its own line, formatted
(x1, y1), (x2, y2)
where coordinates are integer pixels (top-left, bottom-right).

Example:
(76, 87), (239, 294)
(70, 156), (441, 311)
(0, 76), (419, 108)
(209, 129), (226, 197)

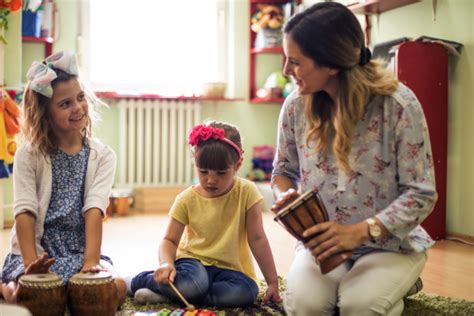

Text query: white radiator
(117, 99), (201, 187)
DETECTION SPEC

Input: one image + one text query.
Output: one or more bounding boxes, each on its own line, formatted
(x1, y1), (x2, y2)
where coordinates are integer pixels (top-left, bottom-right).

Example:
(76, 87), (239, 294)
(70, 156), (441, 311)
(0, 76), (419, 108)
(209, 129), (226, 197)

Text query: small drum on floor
(17, 273), (66, 316)
(274, 190), (352, 274)
(67, 271), (118, 316)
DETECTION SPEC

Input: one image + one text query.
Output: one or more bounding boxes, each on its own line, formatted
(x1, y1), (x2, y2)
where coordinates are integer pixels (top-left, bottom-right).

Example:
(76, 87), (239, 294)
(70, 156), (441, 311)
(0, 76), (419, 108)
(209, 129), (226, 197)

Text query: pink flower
(188, 124), (225, 146)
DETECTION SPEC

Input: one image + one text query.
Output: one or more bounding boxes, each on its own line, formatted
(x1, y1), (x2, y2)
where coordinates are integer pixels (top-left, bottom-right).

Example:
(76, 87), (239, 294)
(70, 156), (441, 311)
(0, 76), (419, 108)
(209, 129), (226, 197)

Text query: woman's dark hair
(283, 2), (398, 174)
(284, 2), (364, 70)
(193, 121), (242, 170)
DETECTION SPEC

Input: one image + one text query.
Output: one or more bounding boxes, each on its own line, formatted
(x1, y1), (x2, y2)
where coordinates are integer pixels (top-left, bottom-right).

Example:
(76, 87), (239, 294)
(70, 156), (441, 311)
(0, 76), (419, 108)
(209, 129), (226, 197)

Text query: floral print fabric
(272, 84), (437, 254)
(1, 145), (110, 283)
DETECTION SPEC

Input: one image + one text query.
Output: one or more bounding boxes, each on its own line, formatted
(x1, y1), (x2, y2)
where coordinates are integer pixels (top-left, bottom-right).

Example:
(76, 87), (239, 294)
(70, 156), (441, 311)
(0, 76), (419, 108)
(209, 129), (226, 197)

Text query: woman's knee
(339, 294), (403, 316)
(284, 284), (336, 316)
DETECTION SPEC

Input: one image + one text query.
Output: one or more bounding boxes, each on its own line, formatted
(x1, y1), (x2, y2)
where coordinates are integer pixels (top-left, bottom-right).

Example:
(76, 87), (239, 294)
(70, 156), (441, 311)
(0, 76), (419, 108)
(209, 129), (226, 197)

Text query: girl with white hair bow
(0, 51), (126, 307)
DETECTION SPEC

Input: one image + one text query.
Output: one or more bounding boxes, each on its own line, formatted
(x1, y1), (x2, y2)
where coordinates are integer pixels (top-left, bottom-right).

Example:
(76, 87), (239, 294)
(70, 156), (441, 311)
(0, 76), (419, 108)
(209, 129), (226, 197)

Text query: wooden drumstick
(169, 281), (195, 311)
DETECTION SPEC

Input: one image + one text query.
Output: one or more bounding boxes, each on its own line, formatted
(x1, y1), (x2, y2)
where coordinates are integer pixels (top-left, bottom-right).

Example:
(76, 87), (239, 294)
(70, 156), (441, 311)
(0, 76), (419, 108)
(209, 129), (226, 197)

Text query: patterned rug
(116, 277), (474, 316)
(2, 279), (473, 315)
(115, 293), (474, 316)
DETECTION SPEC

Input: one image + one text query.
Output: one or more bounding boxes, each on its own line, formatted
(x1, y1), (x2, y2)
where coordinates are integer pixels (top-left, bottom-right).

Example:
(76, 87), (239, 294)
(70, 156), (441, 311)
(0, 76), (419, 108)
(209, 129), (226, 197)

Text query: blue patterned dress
(1, 145), (112, 283)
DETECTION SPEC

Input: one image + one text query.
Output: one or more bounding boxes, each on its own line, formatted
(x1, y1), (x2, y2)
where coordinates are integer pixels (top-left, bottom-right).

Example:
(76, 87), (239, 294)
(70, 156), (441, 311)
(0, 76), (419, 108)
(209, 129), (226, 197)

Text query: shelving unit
(348, 0), (421, 45)
(347, 0), (421, 15)
(249, 0), (296, 104)
(22, 36), (54, 57)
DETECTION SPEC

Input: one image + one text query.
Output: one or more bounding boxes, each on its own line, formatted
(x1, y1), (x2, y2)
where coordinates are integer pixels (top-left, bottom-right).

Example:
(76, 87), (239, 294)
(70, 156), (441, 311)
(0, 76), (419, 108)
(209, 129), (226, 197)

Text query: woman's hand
(263, 282), (282, 304)
(270, 188), (299, 214)
(81, 261), (105, 273)
(24, 252), (55, 274)
(154, 262), (176, 284)
(302, 221), (367, 262)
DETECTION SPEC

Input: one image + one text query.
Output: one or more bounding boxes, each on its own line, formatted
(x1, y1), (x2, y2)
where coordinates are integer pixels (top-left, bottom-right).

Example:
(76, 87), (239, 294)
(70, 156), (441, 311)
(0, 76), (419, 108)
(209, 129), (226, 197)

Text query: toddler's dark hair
(193, 121), (242, 170)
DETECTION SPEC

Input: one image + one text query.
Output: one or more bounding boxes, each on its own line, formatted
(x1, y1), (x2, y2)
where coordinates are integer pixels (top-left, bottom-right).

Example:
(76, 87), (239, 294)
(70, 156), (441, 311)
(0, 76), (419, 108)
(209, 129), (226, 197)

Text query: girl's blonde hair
(284, 2), (398, 173)
(21, 67), (106, 156)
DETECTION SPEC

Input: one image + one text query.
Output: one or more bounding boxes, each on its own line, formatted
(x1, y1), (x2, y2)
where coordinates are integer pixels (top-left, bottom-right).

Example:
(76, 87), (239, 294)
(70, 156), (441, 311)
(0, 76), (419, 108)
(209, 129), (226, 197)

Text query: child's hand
(81, 261), (106, 273)
(24, 252), (55, 274)
(263, 283), (282, 304)
(154, 262), (176, 284)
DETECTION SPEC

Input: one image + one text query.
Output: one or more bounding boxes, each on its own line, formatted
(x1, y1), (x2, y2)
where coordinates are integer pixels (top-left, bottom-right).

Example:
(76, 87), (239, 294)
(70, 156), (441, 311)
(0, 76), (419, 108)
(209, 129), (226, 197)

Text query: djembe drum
(16, 273), (66, 316)
(67, 271), (118, 316)
(274, 189), (352, 274)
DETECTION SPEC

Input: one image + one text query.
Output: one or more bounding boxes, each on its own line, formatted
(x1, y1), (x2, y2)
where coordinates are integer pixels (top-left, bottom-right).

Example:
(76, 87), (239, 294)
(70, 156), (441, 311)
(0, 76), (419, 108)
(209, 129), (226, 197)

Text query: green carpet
(115, 292), (474, 315)
(2, 280), (474, 315)
(116, 277), (474, 316)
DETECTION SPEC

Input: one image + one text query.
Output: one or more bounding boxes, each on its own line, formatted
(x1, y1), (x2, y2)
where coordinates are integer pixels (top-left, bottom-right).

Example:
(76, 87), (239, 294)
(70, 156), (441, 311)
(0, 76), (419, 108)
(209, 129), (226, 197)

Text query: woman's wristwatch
(366, 217), (382, 242)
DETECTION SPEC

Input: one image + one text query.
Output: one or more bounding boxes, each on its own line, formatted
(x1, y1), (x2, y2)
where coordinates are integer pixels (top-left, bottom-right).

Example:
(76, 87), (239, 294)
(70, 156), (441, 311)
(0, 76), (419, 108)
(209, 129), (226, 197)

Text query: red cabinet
(395, 42), (448, 240)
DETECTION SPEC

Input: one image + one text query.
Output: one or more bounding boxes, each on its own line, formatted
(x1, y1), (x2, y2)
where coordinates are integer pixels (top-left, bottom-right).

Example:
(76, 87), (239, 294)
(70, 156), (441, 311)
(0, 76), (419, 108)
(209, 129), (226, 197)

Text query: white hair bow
(26, 51), (79, 98)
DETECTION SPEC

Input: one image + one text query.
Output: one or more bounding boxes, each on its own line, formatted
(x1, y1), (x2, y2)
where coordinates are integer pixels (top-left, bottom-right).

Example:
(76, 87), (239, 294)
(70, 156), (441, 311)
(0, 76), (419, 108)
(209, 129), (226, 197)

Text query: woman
(271, 2), (437, 315)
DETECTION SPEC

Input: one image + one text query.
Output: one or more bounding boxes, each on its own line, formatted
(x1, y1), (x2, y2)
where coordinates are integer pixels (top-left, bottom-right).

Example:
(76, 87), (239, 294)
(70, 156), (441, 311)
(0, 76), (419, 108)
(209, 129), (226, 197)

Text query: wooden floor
(1, 212), (473, 301)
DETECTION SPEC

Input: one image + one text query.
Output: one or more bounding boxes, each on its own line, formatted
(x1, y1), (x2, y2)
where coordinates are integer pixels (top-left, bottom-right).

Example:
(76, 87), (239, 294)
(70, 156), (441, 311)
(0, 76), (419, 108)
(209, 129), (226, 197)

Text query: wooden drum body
(17, 273), (66, 316)
(274, 190), (329, 241)
(274, 190), (351, 274)
(67, 271), (118, 316)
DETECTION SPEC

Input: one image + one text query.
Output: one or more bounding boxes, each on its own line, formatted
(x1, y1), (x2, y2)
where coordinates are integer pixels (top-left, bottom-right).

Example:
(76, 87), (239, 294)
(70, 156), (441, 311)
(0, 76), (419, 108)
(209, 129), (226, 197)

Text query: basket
(202, 82), (226, 98)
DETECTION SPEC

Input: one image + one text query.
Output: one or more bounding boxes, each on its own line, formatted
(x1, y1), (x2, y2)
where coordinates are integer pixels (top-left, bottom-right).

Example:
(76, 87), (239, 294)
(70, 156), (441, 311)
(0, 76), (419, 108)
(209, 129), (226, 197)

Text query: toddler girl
(129, 121), (281, 308)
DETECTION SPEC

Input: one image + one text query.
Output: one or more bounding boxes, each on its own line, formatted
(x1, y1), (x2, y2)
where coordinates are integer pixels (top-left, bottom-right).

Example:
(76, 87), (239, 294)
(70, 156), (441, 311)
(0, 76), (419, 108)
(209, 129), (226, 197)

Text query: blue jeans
(131, 258), (259, 308)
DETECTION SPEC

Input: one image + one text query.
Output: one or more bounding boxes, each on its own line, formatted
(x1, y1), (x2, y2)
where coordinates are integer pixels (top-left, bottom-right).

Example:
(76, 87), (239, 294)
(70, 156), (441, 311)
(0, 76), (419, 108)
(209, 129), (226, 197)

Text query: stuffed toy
(0, 90), (20, 178)
(251, 4), (284, 33)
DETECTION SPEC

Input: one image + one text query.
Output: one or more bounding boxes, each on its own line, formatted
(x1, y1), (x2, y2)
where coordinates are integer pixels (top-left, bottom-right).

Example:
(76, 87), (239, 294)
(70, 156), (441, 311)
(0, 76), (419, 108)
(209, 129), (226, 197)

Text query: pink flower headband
(188, 124), (243, 159)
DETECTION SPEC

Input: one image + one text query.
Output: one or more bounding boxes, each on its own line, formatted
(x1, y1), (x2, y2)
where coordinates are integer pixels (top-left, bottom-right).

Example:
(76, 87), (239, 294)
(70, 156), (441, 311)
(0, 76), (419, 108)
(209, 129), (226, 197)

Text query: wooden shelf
(249, 0), (293, 103)
(348, 0), (421, 15)
(251, 0), (290, 3)
(251, 47), (284, 54)
(22, 36), (54, 43)
(22, 36), (54, 57)
(250, 97), (285, 104)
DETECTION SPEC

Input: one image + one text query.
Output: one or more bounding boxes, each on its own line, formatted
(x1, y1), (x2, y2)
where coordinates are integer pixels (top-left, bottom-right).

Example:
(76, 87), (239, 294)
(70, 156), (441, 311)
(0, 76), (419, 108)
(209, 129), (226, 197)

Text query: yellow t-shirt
(170, 177), (263, 280)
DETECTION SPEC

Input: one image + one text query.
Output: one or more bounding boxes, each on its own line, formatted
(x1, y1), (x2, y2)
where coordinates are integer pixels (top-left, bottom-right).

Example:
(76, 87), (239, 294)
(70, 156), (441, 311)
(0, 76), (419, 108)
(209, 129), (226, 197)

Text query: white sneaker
(134, 288), (172, 304)
(124, 275), (134, 296)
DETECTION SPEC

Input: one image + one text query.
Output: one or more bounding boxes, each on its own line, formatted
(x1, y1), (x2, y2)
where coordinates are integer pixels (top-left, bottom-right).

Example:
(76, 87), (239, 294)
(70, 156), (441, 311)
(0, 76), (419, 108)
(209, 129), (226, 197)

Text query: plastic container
(22, 10), (42, 37)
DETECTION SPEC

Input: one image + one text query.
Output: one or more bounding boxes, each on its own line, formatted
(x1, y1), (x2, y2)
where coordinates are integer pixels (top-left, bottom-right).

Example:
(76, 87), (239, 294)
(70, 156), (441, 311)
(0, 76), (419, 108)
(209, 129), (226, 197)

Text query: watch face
(370, 225), (382, 238)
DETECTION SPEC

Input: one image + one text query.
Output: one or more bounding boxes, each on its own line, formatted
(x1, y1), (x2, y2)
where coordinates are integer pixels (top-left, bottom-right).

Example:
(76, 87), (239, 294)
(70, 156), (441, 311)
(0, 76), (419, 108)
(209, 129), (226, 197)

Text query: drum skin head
(70, 271), (112, 281)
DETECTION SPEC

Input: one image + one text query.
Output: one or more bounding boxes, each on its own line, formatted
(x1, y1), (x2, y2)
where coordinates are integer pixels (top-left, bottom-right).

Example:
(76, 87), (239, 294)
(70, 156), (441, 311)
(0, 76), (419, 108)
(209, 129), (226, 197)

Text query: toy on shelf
(0, 89), (20, 178)
(256, 70), (294, 99)
(248, 145), (274, 182)
(251, 4), (284, 49)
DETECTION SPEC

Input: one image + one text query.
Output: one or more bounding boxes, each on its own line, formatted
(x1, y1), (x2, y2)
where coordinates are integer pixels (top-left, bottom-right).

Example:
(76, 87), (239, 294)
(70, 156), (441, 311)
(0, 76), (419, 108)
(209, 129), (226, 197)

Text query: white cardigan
(9, 138), (116, 255)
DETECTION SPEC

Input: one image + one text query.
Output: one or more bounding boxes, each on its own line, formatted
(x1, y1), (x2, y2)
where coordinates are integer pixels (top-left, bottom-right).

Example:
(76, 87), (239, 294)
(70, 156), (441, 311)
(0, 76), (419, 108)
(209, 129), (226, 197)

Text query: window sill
(95, 91), (243, 102)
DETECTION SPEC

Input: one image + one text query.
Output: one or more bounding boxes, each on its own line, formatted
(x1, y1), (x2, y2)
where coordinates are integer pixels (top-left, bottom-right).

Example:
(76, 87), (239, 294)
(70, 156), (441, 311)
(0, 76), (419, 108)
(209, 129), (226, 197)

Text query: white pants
(284, 244), (427, 316)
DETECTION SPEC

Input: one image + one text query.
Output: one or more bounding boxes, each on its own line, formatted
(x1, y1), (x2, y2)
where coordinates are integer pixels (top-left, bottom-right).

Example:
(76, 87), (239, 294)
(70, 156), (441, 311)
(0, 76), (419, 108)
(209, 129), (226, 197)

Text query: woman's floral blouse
(273, 84), (437, 255)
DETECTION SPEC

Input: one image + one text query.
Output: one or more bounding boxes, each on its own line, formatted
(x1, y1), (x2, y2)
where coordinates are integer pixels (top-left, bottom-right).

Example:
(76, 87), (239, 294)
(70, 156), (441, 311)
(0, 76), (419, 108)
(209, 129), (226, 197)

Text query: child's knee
(215, 285), (257, 308)
(175, 276), (209, 302)
(130, 270), (155, 293)
(210, 278), (258, 308)
(2, 281), (18, 304)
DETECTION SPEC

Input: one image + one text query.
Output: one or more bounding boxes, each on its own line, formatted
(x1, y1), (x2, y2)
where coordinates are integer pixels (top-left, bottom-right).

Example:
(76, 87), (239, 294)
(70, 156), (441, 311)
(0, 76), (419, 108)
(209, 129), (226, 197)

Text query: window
(81, 0), (226, 96)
